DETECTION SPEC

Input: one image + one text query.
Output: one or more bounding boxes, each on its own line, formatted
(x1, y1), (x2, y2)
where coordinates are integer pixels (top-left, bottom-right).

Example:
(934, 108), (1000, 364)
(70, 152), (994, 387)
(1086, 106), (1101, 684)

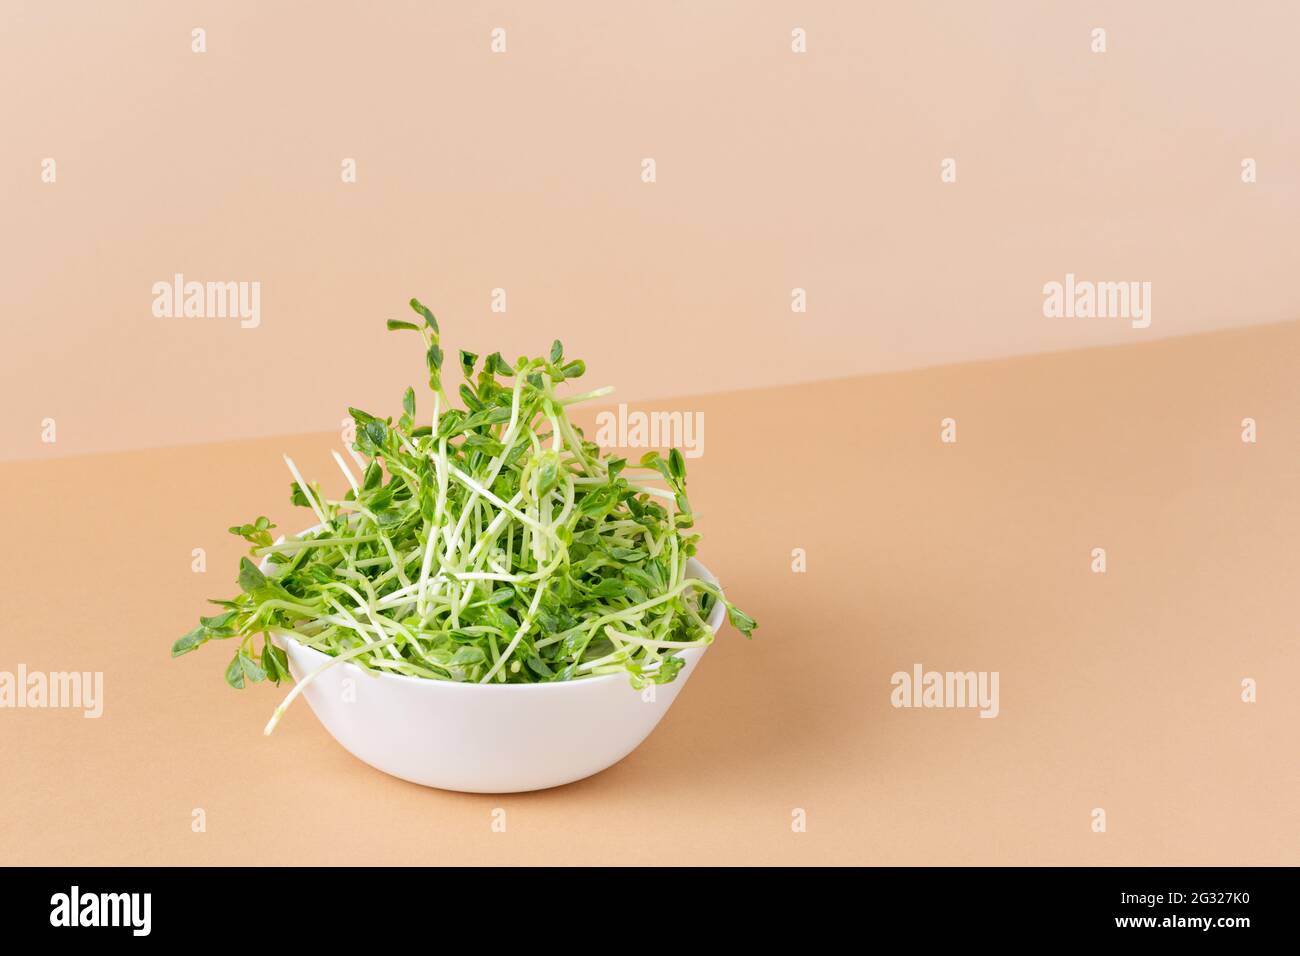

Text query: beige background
(1, 2), (1298, 865)
(3, 0), (1299, 460)
(2, 322), (1298, 865)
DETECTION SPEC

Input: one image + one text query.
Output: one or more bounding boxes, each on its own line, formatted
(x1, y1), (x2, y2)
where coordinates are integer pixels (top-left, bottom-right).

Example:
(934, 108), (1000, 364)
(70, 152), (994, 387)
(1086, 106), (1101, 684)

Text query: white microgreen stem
(558, 385), (614, 405)
(283, 454), (328, 526)
(331, 450), (361, 495)
(263, 635), (398, 735)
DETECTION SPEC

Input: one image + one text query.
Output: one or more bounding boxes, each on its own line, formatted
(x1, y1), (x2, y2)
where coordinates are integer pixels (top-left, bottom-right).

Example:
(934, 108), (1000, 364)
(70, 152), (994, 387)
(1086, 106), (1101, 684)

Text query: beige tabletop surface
(2, 320), (1298, 866)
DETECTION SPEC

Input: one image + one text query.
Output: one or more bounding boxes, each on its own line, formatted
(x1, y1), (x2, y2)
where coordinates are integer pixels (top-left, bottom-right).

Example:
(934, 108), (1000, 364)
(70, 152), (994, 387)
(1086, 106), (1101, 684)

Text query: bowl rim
(265, 523), (726, 692)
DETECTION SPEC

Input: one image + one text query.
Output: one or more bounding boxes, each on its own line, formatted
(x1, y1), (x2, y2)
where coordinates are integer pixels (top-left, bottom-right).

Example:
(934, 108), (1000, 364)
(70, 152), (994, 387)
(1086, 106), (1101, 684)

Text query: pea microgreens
(173, 299), (757, 733)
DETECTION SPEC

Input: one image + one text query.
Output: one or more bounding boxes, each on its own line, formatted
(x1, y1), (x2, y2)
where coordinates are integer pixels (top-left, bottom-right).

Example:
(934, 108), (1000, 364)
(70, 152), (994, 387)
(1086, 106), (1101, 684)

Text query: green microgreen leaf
(238, 557), (266, 593)
(459, 350), (478, 378)
(409, 297), (438, 333)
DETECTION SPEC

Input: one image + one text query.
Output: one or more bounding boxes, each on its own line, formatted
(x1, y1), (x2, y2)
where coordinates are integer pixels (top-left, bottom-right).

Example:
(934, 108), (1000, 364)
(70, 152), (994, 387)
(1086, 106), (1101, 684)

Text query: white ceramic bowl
(269, 543), (724, 793)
